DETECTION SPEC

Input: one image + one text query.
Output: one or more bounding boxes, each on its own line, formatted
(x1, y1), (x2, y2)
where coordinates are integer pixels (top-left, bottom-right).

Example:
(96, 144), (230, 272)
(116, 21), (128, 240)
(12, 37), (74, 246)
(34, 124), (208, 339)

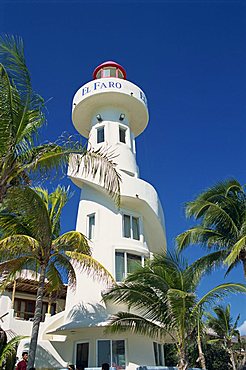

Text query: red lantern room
(93, 61), (127, 80)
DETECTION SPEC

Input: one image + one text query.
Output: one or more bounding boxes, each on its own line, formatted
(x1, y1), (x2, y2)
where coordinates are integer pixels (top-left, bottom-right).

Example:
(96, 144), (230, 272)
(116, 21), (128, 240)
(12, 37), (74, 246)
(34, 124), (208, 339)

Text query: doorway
(76, 342), (89, 370)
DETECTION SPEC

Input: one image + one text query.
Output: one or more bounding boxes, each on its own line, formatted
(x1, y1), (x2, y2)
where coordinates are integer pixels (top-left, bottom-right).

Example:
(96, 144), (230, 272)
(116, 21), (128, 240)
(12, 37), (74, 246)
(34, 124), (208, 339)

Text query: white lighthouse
(66, 61), (166, 305)
(0, 62), (167, 370)
(61, 61), (167, 369)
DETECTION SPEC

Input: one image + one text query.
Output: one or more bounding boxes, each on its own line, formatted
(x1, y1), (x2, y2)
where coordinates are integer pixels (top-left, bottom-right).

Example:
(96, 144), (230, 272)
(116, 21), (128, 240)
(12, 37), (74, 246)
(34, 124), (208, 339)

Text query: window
(76, 342), (89, 370)
(119, 127), (126, 143)
(102, 68), (116, 78)
(95, 67), (125, 80)
(153, 342), (164, 366)
(115, 251), (143, 281)
(96, 71), (102, 79)
(87, 214), (95, 240)
(14, 298), (55, 322)
(97, 340), (125, 369)
(97, 127), (104, 143)
(123, 214), (140, 240)
(117, 70), (124, 79)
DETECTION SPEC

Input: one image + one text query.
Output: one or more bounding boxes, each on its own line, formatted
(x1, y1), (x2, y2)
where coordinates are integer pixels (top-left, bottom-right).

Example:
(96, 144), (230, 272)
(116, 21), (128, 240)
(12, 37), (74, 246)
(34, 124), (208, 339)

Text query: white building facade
(0, 61), (167, 370)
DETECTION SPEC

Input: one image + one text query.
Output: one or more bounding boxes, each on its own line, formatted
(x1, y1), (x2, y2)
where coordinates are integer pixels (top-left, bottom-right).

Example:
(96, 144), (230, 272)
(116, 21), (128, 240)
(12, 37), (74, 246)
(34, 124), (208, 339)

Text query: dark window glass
(115, 252), (125, 282)
(118, 70), (124, 79)
(132, 217), (140, 240)
(97, 340), (111, 366)
(153, 342), (163, 366)
(119, 127), (126, 143)
(76, 343), (89, 370)
(97, 127), (104, 143)
(112, 340), (125, 368)
(88, 214), (95, 239)
(123, 215), (131, 238)
(158, 343), (163, 365)
(127, 254), (141, 274)
(153, 342), (158, 365)
(96, 71), (102, 79)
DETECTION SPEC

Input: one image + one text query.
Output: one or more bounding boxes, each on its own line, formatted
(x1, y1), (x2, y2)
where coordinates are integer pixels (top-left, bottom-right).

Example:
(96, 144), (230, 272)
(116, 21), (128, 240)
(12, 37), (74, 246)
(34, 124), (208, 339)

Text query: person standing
(101, 363), (110, 370)
(16, 352), (28, 370)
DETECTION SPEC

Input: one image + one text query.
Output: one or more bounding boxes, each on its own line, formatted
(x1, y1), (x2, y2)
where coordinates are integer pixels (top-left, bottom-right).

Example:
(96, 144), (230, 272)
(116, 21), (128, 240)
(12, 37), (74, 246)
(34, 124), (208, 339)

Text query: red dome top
(93, 61), (127, 80)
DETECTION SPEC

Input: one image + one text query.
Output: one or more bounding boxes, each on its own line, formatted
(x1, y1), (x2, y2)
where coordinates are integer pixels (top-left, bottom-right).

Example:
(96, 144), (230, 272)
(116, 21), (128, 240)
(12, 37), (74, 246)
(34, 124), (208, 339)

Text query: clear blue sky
(2, 0), (246, 331)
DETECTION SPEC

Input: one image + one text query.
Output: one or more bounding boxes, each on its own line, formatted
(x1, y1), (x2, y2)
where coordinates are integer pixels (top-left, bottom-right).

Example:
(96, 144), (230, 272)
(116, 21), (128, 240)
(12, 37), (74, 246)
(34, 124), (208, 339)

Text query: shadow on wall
(22, 343), (64, 368)
(60, 303), (109, 330)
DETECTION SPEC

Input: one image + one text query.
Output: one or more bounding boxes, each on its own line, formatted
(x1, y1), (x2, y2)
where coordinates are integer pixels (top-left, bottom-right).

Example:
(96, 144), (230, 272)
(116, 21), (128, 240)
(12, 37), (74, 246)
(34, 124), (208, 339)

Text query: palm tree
(0, 185), (114, 369)
(176, 179), (246, 277)
(0, 35), (120, 205)
(0, 326), (24, 370)
(206, 304), (240, 370)
(103, 253), (246, 370)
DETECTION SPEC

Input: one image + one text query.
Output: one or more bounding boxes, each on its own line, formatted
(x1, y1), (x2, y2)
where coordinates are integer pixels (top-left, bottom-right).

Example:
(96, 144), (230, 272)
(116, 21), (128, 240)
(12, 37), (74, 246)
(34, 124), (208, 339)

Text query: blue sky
(2, 0), (246, 331)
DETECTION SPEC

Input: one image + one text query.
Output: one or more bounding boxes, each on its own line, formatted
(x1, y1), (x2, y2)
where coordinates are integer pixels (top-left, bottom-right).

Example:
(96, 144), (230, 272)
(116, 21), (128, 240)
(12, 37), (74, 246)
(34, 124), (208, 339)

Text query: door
(76, 342), (89, 370)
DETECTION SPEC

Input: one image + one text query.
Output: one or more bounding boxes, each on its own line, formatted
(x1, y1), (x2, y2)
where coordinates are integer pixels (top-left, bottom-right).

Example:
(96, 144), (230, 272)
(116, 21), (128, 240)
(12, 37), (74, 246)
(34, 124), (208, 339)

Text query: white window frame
(122, 213), (142, 241)
(96, 339), (126, 368)
(87, 213), (96, 240)
(115, 250), (146, 282)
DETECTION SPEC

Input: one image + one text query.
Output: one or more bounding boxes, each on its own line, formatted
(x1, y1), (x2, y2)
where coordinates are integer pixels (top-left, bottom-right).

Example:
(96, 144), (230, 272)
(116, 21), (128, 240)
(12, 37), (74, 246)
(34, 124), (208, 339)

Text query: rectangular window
(97, 127), (104, 143)
(115, 252), (125, 282)
(132, 217), (140, 240)
(112, 340), (125, 368)
(153, 342), (164, 366)
(98, 340), (111, 367)
(14, 298), (35, 321)
(87, 214), (95, 240)
(123, 215), (131, 238)
(76, 342), (89, 370)
(97, 340), (125, 368)
(115, 251), (143, 281)
(127, 253), (141, 274)
(119, 127), (126, 143)
(123, 214), (140, 240)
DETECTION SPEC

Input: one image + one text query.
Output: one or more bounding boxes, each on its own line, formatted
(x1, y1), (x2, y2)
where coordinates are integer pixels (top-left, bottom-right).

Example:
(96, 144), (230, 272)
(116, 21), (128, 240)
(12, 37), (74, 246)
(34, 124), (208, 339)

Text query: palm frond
(0, 335), (26, 366)
(65, 251), (114, 286)
(224, 236), (246, 266)
(176, 227), (228, 252)
(105, 311), (172, 341)
(0, 35), (30, 94)
(0, 234), (38, 259)
(48, 186), (70, 236)
(0, 35), (45, 144)
(48, 253), (76, 288)
(45, 260), (65, 293)
(0, 256), (36, 292)
(187, 250), (228, 282)
(179, 178), (246, 277)
(0, 213), (31, 236)
(53, 231), (90, 255)
(2, 186), (52, 245)
(196, 283), (246, 309)
(0, 63), (15, 153)
(69, 147), (121, 207)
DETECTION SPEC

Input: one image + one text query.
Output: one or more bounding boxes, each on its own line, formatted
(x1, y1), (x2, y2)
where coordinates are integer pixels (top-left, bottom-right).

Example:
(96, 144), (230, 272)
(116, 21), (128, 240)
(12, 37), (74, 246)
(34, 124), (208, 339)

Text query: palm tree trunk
(178, 348), (189, 370)
(228, 348), (237, 370)
(197, 334), (206, 370)
(28, 264), (46, 369)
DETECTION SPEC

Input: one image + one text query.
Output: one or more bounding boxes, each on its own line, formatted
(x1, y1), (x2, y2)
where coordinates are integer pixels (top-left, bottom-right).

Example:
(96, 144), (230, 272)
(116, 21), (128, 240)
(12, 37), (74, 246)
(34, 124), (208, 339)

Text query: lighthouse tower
(52, 62), (167, 370)
(67, 62), (166, 305)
